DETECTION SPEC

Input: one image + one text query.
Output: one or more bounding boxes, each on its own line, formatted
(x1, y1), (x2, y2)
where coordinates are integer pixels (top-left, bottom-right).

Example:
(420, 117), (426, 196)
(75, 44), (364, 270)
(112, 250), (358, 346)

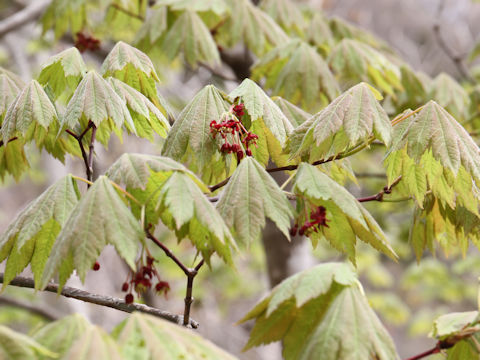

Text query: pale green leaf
(259, 0), (305, 32)
(430, 311), (479, 339)
(112, 312), (239, 360)
(306, 12), (334, 49)
(272, 97), (311, 127)
(216, 157), (294, 245)
(428, 72), (470, 120)
(0, 74), (21, 123)
(156, 172), (237, 265)
(288, 82), (391, 161)
(0, 67), (25, 90)
(161, 0), (228, 14)
(0, 325), (57, 360)
(61, 326), (122, 360)
(293, 163), (397, 262)
(41, 176), (142, 289)
(0, 139), (29, 181)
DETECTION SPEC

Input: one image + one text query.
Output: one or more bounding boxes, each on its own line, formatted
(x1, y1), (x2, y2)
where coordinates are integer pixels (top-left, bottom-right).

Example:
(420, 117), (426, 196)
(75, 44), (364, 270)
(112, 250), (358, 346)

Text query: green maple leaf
(428, 72), (470, 120)
(38, 47), (87, 101)
(240, 263), (399, 360)
(41, 176), (142, 290)
(156, 172), (237, 265)
(252, 39), (339, 110)
(228, 78), (294, 166)
(0, 67), (25, 90)
(2, 79), (76, 161)
(293, 163), (397, 263)
(216, 157), (294, 245)
(216, 0), (290, 56)
(288, 82), (391, 162)
(161, 0), (228, 14)
(112, 312), (239, 359)
(259, 0), (305, 33)
(0, 73), (21, 123)
(0, 139), (29, 181)
(33, 314), (92, 360)
(107, 77), (169, 140)
(329, 39), (402, 96)
(62, 70), (135, 147)
(0, 325), (57, 360)
(272, 96), (311, 127)
(0, 175), (80, 288)
(60, 326), (122, 360)
(306, 12), (334, 51)
(162, 84), (233, 182)
(163, 10), (220, 67)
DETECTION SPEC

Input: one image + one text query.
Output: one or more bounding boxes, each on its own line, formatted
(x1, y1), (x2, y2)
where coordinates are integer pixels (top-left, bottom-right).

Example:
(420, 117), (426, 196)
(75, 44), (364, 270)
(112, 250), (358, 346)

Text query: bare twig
(433, 0), (474, 82)
(109, 3), (144, 21)
(0, 273), (198, 328)
(0, 0), (51, 38)
(357, 176), (403, 203)
(0, 136), (18, 148)
(146, 228), (190, 276)
(66, 122), (95, 184)
(0, 295), (58, 321)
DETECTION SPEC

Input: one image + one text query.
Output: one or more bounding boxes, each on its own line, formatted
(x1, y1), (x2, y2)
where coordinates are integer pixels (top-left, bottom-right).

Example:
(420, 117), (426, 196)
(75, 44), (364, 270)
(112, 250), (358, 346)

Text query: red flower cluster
(290, 206), (329, 236)
(122, 256), (170, 304)
(209, 103), (258, 162)
(74, 32), (100, 53)
(92, 261), (100, 271)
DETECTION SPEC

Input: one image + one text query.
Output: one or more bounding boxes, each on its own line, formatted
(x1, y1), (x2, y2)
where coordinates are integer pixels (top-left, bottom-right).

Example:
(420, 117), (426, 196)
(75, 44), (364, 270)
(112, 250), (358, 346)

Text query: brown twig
(357, 176), (403, 203)
(433, 0), (474, 82)
(66, 122), (95, 184)
(0, 136), (18, 148)
(0, 273), (199, 328)
(109, 3), (145, 21)
(146, 228), (190, 276)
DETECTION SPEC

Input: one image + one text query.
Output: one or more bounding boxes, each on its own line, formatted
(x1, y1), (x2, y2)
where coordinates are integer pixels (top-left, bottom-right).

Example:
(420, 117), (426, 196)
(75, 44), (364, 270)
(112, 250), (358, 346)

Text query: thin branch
(183, 259), (204, 326)
(0, 273), (199, 328)
(354, 172), (387, 179)
(433, 0), (474, 82)
(66, 122), (94, 184)
(109, 3), (145, 21)
(0, 136), (18, 148)
(0, 0), (51, 38)
(0, 295), (59, 321)
(357, 176), (403, 203)
(404, 345), (441, 360)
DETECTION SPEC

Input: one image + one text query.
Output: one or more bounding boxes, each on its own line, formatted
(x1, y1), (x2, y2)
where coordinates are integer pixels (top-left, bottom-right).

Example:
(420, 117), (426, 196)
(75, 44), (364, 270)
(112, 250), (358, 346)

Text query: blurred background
(1, 0), (480, 359)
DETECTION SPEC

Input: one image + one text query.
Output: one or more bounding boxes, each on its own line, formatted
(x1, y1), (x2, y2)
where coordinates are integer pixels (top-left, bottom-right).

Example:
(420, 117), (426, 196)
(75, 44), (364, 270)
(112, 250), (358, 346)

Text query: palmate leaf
(2, 80), (75, 161)
(259, 0), (305, 33)
(385, 101), (480, 213)
(0, 325), (57, 360)
(288, 82), (391, 162)
(0, 175), (80, 288)
(428, 72), (470, 120)
(293, 163), (397, 263)
(272, 97), (311, 127)
(0, 73), (21, 123)
(107, 77), (169, 140)
(216, 157), (294, 245)
(0, 139), (29, 181)
(328, 39), (402, 96)
(306, 12), (334, 51)
(216, 0), (290, 56)
(252, 39), (339, 110)
(228, 79), (294, 165)
(162, 84), (232, 182)
(112, 312), (238, 360)
(240, 263), (399, 360)
(62, 70), (135, 147)
(38, 47), (87, 101)
(41, 176), (142, 290)
(163, 10), (220, 67)
(0, 67), (25, 90)
(156, 172), (237, 265)
(32, 314), (92, 360)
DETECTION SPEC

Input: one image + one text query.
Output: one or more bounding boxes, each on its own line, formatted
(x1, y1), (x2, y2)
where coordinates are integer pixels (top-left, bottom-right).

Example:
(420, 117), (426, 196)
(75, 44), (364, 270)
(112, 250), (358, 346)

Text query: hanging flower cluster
(122, 255), (170, 304)
(74, 32), (101, 53)
(290, 205), (329, 236)
(210, 103), (258, 162)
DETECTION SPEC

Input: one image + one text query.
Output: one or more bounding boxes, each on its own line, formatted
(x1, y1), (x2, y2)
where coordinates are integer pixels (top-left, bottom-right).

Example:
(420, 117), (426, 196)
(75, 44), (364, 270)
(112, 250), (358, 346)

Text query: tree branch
(146, 228), (190, 276)
(0, 273), (199, 328)
(433, 0), (474, 82)
(0, 136), (18, 148)
(109, 3), (144, 21)
(66, 122), (95, 185)
(0, 0), (51, 38)
(0, 295), (59, 321)
(357, 176), (403, 203)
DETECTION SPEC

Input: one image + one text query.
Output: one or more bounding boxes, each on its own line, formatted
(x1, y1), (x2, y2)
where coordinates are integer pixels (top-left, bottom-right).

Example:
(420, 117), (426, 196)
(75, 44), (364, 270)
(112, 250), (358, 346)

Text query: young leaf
(41, 176), (142, 290)
(272, 97), (311, 127)
(252, 40), (339, 110)
(259, 0), (305, 33)
(293, 163), (397, 263)
(216, 157), (294, 245)
(162, 84), (232, 181)
(0, 139), (29, 181)
(161, 0), (228, 14)
(38, 47), (87, 101)
(0, 73), (21, 123)
(328, 39), (402, 96)
(228, 78), (294, 165)
(163, 10), (220, 67)
(428, 72), (470, 120)
(107, 77), (169, 140)
(32, 314), (92, 359)
(0, 325), (57, 360)
(156, 172), (237, 265)
(60, 326), (122, 360)
(216, 0), (290, 56)
(240, 263), (399, 360)
(0, 175), (79, 288)
(62, 70), (135, 147)
(306, 12), (334, 50)
(0, 67), (25, 90)
(112, 312), (239, 359)
(288, 82), (391, 162)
